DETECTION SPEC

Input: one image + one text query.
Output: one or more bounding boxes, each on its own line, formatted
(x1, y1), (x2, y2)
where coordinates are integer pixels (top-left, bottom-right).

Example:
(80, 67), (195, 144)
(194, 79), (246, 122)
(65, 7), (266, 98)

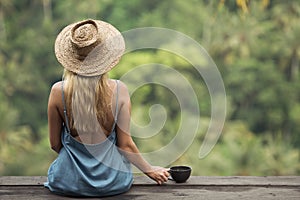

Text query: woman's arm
(117, 127), (169, 185)
(116, 81), (169, 184)
(48, 82), (63, 153)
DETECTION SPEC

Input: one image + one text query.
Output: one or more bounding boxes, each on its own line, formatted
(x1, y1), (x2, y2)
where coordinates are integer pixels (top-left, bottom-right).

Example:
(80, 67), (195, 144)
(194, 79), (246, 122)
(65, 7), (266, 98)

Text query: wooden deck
(1, 176), (300, 199)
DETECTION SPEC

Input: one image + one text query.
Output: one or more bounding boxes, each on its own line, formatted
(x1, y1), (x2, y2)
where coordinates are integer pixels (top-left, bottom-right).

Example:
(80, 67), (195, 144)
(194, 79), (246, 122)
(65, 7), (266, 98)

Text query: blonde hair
(63, 70), (111, 134)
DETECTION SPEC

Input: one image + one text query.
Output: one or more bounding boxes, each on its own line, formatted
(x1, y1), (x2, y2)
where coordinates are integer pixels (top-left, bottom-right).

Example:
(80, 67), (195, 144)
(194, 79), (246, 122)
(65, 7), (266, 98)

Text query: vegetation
(0, 0), (299, 176)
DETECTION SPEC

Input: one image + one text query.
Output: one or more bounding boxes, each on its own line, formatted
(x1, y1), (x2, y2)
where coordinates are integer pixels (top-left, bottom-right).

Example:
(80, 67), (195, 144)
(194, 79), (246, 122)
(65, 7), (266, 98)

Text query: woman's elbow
(51, 144), (62, 153)
(118, 141), (136, 153)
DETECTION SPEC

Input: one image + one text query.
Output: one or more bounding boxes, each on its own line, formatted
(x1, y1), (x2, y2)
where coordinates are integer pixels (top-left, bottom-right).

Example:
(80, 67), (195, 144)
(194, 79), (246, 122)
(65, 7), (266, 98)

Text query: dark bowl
(169, 166), (192, 183)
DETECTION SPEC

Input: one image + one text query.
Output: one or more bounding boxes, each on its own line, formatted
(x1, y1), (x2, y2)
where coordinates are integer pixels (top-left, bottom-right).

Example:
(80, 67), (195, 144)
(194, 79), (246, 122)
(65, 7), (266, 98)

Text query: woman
(44, 19), (169, 197)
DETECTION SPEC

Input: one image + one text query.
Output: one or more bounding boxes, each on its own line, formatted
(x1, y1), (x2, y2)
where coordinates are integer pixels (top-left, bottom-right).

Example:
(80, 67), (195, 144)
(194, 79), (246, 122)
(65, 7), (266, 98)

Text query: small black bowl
(169, 166), (192, 183)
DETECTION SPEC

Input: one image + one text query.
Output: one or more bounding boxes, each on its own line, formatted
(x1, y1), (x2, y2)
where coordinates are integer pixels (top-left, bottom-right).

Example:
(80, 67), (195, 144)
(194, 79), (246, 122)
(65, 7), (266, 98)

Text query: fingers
(146, 166), (171, 185)
(156, 169), (169, 184)
(164, 170), (170, 177)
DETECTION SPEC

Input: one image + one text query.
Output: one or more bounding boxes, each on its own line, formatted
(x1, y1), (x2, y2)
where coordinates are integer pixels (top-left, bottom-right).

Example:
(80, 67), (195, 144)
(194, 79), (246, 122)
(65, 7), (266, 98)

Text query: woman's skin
(47, 79), (170, 185)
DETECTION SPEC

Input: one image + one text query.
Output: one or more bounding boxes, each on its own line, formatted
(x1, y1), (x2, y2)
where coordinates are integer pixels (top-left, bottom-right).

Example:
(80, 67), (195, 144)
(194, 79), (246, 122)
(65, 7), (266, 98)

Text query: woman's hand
(145, 166), (170, 185)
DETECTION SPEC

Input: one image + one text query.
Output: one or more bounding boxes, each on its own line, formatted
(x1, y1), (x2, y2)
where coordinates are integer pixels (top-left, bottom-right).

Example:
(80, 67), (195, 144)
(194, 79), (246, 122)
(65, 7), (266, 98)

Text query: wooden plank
(1, 176), (300, 200)
(1, 176), (300, 186)
(133, 176), (300, 186)
(1, 185), (300, 200)
(0, 176), (46, 186)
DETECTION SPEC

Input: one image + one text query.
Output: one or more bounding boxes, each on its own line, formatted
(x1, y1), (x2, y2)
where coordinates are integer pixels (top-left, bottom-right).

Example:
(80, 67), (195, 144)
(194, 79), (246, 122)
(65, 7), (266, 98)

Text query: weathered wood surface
(1, 176), (300, 199)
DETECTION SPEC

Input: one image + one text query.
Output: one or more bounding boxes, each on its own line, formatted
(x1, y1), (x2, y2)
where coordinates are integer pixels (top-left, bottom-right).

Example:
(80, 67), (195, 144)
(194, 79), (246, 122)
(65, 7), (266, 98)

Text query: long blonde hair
(63, 70), (111, 134)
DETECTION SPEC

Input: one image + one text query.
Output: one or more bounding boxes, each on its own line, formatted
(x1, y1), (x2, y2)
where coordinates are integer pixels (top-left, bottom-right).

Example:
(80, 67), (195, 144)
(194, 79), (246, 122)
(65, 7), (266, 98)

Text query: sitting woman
(44, 19), (169, 197)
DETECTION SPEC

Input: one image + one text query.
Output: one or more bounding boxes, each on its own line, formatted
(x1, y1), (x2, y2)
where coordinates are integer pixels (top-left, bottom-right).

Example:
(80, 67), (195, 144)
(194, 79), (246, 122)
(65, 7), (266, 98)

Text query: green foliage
(0, 0), (299, 176)
(173, 120), (300, 176)
(0, 125), (55, 175)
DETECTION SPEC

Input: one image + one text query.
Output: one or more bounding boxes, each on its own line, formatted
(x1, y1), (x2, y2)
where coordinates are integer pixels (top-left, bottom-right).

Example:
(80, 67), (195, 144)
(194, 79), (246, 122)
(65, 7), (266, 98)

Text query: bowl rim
(169, 165), (192, 172)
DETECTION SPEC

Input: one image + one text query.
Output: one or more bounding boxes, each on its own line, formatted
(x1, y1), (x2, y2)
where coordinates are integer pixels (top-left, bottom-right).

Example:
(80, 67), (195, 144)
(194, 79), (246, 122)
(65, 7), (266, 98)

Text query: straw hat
(55, 19), (125, 76)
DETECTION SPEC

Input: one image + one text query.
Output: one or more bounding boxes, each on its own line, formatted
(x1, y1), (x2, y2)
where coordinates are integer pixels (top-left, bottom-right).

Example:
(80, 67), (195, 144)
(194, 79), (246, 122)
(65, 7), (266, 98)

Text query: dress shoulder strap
(111, 80), (120, 131)
(61, 81), (71, 133)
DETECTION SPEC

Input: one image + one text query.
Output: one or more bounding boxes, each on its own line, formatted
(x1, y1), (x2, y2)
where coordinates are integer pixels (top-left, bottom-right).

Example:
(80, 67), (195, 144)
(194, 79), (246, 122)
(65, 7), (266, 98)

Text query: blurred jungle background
(0, 0), (299, 176)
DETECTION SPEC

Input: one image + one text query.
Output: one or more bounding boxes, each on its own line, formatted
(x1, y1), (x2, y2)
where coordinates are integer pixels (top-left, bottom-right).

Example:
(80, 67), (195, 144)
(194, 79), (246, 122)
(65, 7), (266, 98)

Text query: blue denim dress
(44, 80), (133, 197)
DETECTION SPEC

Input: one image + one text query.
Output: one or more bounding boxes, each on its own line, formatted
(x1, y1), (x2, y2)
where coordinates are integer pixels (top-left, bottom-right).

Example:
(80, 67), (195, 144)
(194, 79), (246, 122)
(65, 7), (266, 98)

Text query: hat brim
(55, 20), (125, 76)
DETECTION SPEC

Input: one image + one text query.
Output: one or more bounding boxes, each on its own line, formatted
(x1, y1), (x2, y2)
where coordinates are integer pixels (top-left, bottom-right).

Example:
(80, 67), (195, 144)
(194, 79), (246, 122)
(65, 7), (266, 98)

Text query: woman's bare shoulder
(51, 81), (63, 90)
(108, 79), (128, 93)
(108, 79), (130, 102)
(118, 80), (129, 93)
(49, 81), (63, 100)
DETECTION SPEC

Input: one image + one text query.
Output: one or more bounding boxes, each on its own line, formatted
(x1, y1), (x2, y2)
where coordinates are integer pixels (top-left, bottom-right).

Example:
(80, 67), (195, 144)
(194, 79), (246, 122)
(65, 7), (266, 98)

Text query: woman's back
(45, 79), (133, 197)
(51, 77), (121, 144)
